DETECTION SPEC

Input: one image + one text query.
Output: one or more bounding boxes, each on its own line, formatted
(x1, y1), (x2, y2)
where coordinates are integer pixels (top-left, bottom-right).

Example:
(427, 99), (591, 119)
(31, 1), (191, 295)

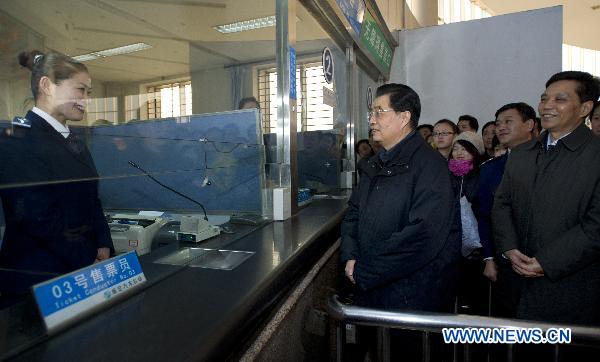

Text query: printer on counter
(109, 214), (168, 256)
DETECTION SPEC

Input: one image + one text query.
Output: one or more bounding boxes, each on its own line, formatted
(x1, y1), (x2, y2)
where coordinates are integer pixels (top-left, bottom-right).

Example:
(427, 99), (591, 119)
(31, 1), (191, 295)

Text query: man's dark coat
(341, 131), (461, 312)
(493, 123), (600, 325)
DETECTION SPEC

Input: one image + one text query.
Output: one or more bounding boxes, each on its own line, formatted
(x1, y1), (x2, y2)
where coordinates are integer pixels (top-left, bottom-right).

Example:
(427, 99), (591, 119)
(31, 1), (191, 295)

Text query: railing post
(377, 327), (390, 362)
(422, 331), (431, 362)
(487, 282), (493, 317)
(552, 344), (559, 362)
(463, 344), (471, 362)
(453, 343), (458, 362)
(506, 344), (514, 362)
(336, 322), (344, 362)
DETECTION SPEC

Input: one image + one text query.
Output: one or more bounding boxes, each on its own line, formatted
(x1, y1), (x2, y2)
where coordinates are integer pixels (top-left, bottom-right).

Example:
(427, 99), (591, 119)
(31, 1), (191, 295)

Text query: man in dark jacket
(341, 83), (460, 312)
(492, 71), (600, 326)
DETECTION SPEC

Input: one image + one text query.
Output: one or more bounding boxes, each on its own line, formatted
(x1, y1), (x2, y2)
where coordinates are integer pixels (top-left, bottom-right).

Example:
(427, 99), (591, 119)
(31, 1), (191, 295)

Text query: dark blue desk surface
(1, 199), (346, 361)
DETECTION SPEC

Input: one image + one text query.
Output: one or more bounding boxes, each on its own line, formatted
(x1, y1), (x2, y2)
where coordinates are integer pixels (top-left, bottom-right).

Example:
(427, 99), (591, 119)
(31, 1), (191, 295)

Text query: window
(147, 80), (192, 119)
(86, 97), (118, 124)
(437, 0), (491, 24)
(258, 62), (334, 134)
(125, 94), (142, 122)
(563, 44), (600, 77)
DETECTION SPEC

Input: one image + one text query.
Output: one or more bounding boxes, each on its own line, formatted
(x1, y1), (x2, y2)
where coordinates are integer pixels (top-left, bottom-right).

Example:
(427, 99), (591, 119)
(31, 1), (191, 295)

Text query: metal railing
(327, 295), (600, 362)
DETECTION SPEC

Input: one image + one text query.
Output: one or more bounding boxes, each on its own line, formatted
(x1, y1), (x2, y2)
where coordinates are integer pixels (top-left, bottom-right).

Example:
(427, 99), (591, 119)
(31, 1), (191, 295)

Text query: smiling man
(341, 83), (460, 313)
(492, 71), (600, 326)
(476, 102), (535, 318)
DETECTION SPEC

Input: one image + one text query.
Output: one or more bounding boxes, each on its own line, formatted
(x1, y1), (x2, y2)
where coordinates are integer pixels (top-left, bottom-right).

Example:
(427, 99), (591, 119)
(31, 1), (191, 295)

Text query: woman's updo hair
(18, 50), (88, 100)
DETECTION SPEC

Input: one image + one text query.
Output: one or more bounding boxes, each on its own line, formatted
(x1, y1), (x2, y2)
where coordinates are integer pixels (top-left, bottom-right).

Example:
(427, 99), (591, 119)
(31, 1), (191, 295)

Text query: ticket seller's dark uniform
(0, 110), (113, 303)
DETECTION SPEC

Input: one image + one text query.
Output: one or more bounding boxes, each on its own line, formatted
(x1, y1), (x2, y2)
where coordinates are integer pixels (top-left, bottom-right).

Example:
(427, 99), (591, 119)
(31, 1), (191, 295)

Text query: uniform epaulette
(12, 117), (31, 128)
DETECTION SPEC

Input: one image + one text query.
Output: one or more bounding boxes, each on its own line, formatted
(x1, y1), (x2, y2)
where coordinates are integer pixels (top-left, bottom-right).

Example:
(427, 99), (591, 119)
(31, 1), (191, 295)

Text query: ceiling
(480, 0), (600, 51)
(3, 0), (597, 86)
(0, 0), (331, 84)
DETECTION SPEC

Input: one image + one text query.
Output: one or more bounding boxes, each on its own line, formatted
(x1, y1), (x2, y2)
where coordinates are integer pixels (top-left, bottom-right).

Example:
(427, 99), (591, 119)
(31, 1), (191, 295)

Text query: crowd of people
(347, 71), (600, 360)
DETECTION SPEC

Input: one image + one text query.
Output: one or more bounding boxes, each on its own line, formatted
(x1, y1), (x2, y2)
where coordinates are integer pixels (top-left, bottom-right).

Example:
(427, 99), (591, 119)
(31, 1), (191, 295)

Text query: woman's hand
(94, 247), (110, 263)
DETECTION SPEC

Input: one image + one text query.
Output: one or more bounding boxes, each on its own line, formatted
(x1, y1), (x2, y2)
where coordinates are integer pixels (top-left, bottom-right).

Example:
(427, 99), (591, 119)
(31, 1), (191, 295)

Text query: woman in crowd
(0, 50), (114, 307)
(448, 131), (488, 316)
(433, 119), (458, 159)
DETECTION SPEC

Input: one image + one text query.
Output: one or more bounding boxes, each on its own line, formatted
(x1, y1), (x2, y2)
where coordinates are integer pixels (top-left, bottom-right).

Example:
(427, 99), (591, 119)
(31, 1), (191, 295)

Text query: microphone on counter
(128, 160), (208, 221)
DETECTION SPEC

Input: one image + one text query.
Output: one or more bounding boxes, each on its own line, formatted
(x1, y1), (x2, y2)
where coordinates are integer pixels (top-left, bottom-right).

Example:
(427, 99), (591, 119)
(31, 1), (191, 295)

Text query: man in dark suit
(477, 102), (535, 317)
(492, 71), (600, 326)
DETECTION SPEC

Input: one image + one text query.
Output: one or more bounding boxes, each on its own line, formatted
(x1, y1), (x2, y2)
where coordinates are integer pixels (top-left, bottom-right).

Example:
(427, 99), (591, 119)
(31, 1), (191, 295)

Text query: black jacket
(341, 131), (461, 311)
(0, 111), (113, 295)
(493, 123), (600, 325)
(451, 170), (479, 203)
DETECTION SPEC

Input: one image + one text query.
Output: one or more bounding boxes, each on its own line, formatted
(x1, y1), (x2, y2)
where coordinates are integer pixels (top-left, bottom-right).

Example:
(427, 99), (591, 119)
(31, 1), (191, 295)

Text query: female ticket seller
(0, 50), (114, 307)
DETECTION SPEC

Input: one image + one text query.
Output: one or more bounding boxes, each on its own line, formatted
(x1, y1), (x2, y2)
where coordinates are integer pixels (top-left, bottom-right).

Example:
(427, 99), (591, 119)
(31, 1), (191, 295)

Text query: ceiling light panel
(213, 16), (276, 34)
(72, 42), (152, 62)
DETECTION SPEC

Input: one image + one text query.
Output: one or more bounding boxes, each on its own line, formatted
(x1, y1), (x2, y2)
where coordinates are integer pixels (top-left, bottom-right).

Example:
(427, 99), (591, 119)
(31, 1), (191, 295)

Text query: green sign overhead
(359, 10), (393, 73)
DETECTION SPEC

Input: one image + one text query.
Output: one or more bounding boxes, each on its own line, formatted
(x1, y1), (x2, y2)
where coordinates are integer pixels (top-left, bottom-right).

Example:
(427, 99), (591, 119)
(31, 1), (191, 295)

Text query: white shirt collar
(547, 131), (571, 147)
(31, 106), (70, 138)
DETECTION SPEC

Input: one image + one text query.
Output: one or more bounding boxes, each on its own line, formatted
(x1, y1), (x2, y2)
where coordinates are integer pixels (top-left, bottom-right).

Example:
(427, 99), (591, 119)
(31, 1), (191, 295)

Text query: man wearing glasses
(340, 83), (461, 358)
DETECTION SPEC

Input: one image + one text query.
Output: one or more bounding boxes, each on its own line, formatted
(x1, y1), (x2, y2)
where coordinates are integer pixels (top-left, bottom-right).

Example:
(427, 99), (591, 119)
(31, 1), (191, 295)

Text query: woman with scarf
(448, 131), (489, 318)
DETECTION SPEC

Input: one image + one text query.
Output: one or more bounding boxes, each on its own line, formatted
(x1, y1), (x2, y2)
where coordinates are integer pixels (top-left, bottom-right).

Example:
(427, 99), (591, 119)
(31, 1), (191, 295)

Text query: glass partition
(292, 1), (348, 195)
(0, 0), (279, 321)
(0, 0), (392, 355)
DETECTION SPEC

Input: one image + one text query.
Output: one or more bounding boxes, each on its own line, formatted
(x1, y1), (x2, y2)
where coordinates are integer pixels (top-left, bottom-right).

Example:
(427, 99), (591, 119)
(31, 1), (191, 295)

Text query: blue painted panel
(82, 110), (263, 213)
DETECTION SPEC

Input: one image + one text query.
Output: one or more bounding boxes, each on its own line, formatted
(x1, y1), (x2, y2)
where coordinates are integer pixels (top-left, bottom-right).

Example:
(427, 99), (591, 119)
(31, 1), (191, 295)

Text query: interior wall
(0, 10), (44, 121)
(0, 79), (33, 121)
(390, 6), (562, 126)
(191, 66), (234, 114)
(190, 65), (253, 115)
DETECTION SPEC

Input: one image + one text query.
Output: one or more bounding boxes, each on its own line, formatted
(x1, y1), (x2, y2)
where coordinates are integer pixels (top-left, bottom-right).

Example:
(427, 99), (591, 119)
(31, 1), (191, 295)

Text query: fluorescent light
(72, 42), (152, 62)
(72, 54), (100, 62)
(96, 43), (152, 56)
(213, 16), (276, 34)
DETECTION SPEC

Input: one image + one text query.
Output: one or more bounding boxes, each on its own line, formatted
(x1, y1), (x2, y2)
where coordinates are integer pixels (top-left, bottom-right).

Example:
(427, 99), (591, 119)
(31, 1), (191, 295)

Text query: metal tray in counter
(153, 247), (254, 270)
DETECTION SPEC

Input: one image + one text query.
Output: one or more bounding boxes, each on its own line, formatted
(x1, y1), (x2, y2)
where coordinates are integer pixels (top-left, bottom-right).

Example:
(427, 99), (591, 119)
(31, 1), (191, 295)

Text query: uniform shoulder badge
(12, 117), (31, 128)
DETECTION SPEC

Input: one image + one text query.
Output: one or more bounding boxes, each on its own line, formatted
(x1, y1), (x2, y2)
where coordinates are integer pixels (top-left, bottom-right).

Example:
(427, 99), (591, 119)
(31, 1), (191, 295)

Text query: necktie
(547, 144), (556, 152)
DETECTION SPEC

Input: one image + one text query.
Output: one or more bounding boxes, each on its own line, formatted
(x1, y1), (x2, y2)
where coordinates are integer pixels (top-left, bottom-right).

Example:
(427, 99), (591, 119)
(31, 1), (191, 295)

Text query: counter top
(1, 199), (346, 361)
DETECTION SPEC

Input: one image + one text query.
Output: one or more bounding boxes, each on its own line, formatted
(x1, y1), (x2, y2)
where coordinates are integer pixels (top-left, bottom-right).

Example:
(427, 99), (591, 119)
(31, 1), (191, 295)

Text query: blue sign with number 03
(32, 251), (146, 333)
